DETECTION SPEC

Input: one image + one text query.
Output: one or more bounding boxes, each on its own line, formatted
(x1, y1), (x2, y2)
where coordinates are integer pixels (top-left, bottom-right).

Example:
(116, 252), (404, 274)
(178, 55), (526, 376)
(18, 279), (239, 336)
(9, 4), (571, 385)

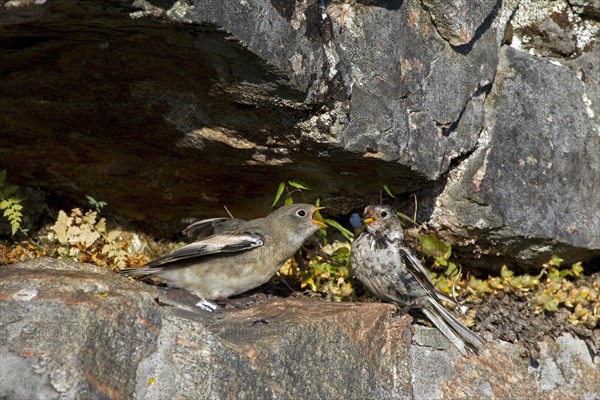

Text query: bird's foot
(195, 299), (218, 312)
(223, 299), (248, 309)
(393, 306), (412, 317)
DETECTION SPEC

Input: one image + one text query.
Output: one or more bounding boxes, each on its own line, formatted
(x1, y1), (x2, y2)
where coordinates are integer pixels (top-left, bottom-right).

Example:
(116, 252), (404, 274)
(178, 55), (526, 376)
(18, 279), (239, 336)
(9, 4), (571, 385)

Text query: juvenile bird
(350, 205), (485, 355)
(122, 204), (326, 311)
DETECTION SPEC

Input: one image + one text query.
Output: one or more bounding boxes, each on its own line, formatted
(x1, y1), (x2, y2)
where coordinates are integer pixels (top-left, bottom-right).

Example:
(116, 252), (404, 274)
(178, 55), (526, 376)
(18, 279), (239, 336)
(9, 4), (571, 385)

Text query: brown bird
(122, 204), (326, 311)
(350, 205), (485, 355)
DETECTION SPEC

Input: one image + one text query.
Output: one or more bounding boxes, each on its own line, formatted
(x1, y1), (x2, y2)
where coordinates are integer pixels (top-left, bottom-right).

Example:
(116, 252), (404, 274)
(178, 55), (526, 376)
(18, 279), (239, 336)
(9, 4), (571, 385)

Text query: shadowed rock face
(1, 259), (598, 399)
(1, 0), (599, 267)
(0, 0), (499, 219)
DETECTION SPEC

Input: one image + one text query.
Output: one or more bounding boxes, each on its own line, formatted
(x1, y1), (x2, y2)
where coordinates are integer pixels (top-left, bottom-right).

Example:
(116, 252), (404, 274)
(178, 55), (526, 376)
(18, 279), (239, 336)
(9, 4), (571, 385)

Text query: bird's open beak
(362, 211), (376, 225)
(311, 207), (327, 229)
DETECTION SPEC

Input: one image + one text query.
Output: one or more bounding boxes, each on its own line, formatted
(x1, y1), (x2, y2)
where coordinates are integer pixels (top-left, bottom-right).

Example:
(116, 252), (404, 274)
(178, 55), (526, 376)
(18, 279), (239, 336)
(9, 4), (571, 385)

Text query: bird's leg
(222, 298), (248, 309)
(223, 294), (265, 309)
(195, 298), (218, 312)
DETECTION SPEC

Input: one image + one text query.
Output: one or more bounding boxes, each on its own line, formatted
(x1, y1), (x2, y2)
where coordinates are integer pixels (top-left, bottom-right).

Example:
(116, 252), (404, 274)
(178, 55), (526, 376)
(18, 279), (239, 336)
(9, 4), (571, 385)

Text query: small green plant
(418, 236), (598, 327)
(0, 170), (23, 235)
(419, 234), (461, 296)
(320, 217), (354, 242)
(531, 257), (597, 327)
(272, 180), (313, 206)
(302, 241), (353, 300)
(87, 195), (107, 214)
(382, 184), (395, 199)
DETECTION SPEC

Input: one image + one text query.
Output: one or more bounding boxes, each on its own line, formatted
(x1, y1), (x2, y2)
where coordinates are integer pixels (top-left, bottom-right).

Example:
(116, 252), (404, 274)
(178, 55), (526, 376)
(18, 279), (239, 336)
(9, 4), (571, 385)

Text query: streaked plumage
(350, 205), (485, 355)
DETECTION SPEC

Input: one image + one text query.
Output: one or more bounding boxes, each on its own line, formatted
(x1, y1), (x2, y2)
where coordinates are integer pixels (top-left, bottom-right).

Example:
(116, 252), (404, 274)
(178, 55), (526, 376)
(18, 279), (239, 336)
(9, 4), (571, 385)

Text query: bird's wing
(142, 232), (264, 269)
(395, 238), (442, 302)
(182, 218), (247, 239)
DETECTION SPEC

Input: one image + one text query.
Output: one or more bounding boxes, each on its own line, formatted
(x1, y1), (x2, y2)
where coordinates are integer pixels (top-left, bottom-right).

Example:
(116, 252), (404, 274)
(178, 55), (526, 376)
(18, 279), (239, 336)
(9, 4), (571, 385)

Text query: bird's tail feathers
(120, 266), (163, 278)
(422, 308), (468, 355)
(423, 297), (485, 356)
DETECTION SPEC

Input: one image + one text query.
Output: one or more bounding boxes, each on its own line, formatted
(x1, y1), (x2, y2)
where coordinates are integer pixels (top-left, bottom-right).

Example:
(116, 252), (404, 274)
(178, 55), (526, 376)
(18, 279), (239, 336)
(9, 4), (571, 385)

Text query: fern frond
(1, 197), (23, 235)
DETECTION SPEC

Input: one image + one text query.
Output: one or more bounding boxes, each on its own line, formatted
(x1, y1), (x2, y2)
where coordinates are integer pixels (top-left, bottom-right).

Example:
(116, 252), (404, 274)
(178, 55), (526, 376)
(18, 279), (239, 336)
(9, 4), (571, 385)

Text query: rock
(509, 0), (598, 57)
(568, 0), (600, 19)
(0, 0), (504, 221)
(0, 260), (161, 399)
(334, 0), (501, 179)
(421, 0), (500, 46)
(1, 258), (598, 399)
(429, 44), (600, 269)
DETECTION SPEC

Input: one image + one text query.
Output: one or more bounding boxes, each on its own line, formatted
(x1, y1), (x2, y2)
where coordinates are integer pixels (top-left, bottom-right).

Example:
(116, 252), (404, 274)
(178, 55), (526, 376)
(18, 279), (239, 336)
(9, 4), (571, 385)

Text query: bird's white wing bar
(139, 233), (264, 269)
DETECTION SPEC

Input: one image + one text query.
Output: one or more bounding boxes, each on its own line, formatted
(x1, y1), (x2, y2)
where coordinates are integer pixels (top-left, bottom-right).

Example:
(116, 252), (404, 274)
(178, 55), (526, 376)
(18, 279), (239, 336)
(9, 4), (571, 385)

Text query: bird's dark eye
(380, 211), (388, 218)
(296, 209), (307, 217)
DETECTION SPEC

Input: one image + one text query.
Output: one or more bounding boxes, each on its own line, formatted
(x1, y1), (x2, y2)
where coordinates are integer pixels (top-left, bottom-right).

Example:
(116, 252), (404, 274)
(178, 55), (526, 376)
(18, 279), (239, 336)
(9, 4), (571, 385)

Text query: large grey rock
(334, 0), (501, 178)
(1, 259), (598, 399)
(0, 0), (505, 220)
(429, 44), (600, 268)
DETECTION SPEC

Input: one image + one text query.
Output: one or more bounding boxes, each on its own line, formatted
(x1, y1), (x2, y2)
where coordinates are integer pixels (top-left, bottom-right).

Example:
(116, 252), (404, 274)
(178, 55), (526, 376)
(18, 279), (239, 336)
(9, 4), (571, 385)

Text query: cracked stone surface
(1, 259), (598, 399)
(429, 44), (600, 268)
(422, 0), (500, 46)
